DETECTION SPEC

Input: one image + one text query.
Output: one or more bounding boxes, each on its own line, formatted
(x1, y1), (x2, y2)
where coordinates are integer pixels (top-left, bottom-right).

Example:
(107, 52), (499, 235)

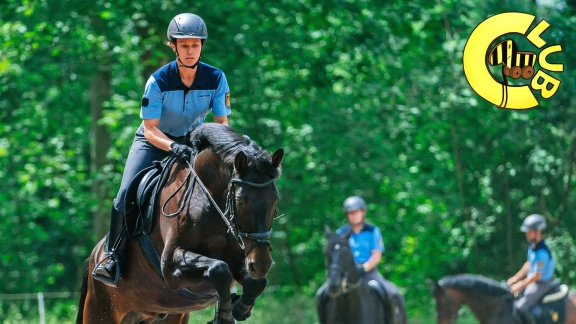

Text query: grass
(0, 290), (480, 323)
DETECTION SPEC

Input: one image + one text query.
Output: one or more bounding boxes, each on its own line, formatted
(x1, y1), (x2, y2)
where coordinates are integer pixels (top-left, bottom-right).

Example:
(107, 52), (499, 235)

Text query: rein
(328, 264), (364, 298)
(161, 157), (276, 254)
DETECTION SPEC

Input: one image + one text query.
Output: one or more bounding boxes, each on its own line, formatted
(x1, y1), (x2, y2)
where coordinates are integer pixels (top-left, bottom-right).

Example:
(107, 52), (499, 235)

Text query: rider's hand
(170, 142), (193, 158)
(510, 282), (523, 294)
(355, 263), (366, 276)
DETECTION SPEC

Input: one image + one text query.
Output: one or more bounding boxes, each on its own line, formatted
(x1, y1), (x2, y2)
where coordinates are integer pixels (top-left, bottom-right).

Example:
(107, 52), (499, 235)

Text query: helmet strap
(174, 42), (202, 69)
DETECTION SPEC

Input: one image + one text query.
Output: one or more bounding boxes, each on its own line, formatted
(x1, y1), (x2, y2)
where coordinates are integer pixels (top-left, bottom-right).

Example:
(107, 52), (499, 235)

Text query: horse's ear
(234, 151), (248, 173)
(272, 148), (284, 168)
(426, 279), (442, 295)
(324, 225), (332, 237)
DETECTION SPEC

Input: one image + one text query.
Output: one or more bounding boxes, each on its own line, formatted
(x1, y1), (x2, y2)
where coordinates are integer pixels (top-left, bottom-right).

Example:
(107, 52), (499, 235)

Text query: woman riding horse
(92, 12), (232, 287)
(78, 123), (284, 323)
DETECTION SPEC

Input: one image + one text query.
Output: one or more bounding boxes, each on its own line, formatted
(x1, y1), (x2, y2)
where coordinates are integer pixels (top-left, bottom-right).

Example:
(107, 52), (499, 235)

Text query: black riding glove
(355, 263), (366, 276)
(170, 142), (193, 159)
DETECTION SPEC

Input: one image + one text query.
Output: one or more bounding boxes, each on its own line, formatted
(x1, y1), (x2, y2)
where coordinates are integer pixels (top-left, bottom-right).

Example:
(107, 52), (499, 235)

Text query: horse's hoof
(232, 299), (253, 321)
(232, 308), (251, 321)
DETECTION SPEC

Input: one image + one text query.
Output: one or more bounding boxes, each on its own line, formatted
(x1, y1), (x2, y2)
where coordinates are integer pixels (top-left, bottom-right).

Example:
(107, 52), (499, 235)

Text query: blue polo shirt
(336, 223), (385, 264)
(138, 61), (231, 137)
(528, 240), (554, 281)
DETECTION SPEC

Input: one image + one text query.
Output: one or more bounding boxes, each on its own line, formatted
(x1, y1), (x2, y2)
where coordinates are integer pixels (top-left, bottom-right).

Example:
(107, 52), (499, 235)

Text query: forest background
(1, 0), (576, 323)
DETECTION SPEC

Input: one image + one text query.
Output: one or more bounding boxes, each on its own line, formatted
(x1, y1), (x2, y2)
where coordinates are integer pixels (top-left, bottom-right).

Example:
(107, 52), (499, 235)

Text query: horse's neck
(348, 262), (362, 283)
(194, 150), (232, 194)
(456, 290), (513, 323)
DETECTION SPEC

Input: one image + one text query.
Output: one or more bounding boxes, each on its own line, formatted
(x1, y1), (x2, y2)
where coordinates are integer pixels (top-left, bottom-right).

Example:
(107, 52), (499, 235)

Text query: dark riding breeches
(113, 132), (168, 212)
(515, 280), (554, 311)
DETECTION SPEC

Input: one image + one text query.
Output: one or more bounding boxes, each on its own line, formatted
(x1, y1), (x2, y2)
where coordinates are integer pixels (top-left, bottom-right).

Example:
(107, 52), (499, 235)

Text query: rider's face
(172, 38), (202, 65)
(525, 229), (539, 244)
(346, 209), (365, 227)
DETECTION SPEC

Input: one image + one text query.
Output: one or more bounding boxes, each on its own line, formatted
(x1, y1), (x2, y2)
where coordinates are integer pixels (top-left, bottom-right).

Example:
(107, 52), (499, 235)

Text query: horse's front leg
(163, 248), (234, 324)
(232, 275), (267, 321)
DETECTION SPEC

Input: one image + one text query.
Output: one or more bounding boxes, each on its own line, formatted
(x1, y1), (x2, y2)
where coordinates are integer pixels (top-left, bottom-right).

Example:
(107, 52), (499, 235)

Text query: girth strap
(137, 231), (216, 301)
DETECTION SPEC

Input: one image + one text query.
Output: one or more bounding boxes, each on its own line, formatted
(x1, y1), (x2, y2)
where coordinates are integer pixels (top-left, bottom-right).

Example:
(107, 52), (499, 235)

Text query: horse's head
(428, 274), (514, 324)
(187, 123), (284, 279)
(324, 227), (358, 298)
(427, 279), (462, 324)
(231, 147), (284, 279)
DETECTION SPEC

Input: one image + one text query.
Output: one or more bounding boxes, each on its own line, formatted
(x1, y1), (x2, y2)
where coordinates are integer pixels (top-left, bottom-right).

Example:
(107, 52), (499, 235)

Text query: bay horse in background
(76, 123), (284, 323)
(428, 273), (576, 324)
(316, 227), (406, 324)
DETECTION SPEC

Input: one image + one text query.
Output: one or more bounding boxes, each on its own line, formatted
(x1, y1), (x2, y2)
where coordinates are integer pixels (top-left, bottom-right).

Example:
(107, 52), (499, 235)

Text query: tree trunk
(90, 68), (112, 240)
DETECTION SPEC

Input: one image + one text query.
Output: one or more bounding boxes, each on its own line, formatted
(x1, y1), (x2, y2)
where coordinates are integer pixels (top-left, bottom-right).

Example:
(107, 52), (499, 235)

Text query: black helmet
(520, 214), (546, 232)
(167, 13), (208, 42)
(343, 196), (367, 213)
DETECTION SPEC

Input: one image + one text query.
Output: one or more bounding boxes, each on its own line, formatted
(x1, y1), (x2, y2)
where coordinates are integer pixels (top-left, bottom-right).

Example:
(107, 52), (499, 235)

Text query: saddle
(367, 280), (397, 324)
(124, 155), (177, 238)
(519, 281), (569, 324)
(367, 280), (388, 306)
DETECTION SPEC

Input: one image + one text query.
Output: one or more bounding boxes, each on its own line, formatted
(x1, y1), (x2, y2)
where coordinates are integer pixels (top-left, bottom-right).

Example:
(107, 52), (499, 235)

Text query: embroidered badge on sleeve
(225, 93), (231, 108)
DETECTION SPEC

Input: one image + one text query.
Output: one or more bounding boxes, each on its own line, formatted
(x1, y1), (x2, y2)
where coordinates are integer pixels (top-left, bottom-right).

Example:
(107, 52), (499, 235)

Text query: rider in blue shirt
(507, 214), (555, 324)
(336, 196), (406, 323)
(92, 13), (231, 287)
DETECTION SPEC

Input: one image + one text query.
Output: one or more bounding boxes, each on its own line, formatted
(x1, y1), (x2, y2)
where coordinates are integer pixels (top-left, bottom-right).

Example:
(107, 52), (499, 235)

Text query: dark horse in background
(316, 227), (407, 324)
(428, 273), (576, 324)
(76, 123), (284, 323)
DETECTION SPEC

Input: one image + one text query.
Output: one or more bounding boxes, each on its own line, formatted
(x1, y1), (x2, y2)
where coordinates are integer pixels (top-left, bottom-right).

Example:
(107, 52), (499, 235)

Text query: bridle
(435, 292), (460, 324)
(435, 286), (515, 324)
(161, 158), (277, 256)
(328, 264), (364, 298)
(327, 243), (363, 298)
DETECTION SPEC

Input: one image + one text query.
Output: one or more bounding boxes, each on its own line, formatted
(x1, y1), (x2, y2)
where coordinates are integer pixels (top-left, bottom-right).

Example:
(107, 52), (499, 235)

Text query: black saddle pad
(124, 156), (177, 237)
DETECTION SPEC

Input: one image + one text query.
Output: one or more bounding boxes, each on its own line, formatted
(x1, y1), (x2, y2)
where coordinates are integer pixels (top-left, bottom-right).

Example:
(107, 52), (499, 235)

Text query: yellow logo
(463, 12), (563, 109)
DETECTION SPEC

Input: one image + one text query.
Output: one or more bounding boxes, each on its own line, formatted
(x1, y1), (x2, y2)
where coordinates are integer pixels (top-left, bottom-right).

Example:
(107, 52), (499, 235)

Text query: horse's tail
(75, 258), (89, 324)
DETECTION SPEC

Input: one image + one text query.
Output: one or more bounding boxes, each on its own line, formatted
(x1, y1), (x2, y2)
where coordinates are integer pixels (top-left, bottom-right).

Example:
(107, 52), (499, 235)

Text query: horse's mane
(189, 123), (281, 178)
(439, 274), (510, 297)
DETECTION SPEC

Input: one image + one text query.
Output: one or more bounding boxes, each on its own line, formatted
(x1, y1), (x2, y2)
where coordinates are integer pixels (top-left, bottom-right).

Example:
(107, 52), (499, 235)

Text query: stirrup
(91, 254), (121, 288)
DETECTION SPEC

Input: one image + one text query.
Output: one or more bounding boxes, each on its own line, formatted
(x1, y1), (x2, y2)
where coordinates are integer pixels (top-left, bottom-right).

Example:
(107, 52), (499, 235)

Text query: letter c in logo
(463, 13), (539, 109)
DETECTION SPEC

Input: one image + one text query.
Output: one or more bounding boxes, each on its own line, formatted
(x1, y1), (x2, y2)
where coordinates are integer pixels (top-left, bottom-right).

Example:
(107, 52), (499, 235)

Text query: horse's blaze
(246, 245), (273, 278)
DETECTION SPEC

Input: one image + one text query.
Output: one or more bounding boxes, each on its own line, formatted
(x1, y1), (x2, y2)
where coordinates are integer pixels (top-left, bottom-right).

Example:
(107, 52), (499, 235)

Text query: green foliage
(1, 0), (576, 321)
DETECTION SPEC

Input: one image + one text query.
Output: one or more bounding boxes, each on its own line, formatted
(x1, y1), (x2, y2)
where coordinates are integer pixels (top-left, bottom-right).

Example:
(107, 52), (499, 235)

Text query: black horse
(77, 123), (284, 323)
(428, 273), (576, 324)
(316, 227), (406, 324)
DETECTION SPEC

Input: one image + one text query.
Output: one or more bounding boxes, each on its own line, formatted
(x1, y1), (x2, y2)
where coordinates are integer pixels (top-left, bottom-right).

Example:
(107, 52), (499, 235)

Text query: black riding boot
(91, 206), (127, 288)
(517, 307), (537, 324)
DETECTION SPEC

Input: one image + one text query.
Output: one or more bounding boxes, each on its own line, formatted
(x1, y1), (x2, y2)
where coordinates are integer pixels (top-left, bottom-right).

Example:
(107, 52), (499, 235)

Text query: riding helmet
(343, 196), (367, 213)
(167, 13), (208, 42)
(520, 214), (546, 232)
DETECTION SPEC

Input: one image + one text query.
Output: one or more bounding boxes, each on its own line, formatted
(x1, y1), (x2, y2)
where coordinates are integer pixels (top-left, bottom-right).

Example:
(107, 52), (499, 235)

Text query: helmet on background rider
(167, 13), (208, 43)
(520, 214), (547, 232)
(343, 196), (367, 213)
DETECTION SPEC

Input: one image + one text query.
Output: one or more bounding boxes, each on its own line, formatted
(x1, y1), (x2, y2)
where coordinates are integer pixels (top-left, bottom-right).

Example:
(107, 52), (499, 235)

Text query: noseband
(162, 158), (277, 256)
(328, 265), (363, 297)
(327, 243), (363, 298)
(227, 177), (276, 254)
(435, 294), (459, 324)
